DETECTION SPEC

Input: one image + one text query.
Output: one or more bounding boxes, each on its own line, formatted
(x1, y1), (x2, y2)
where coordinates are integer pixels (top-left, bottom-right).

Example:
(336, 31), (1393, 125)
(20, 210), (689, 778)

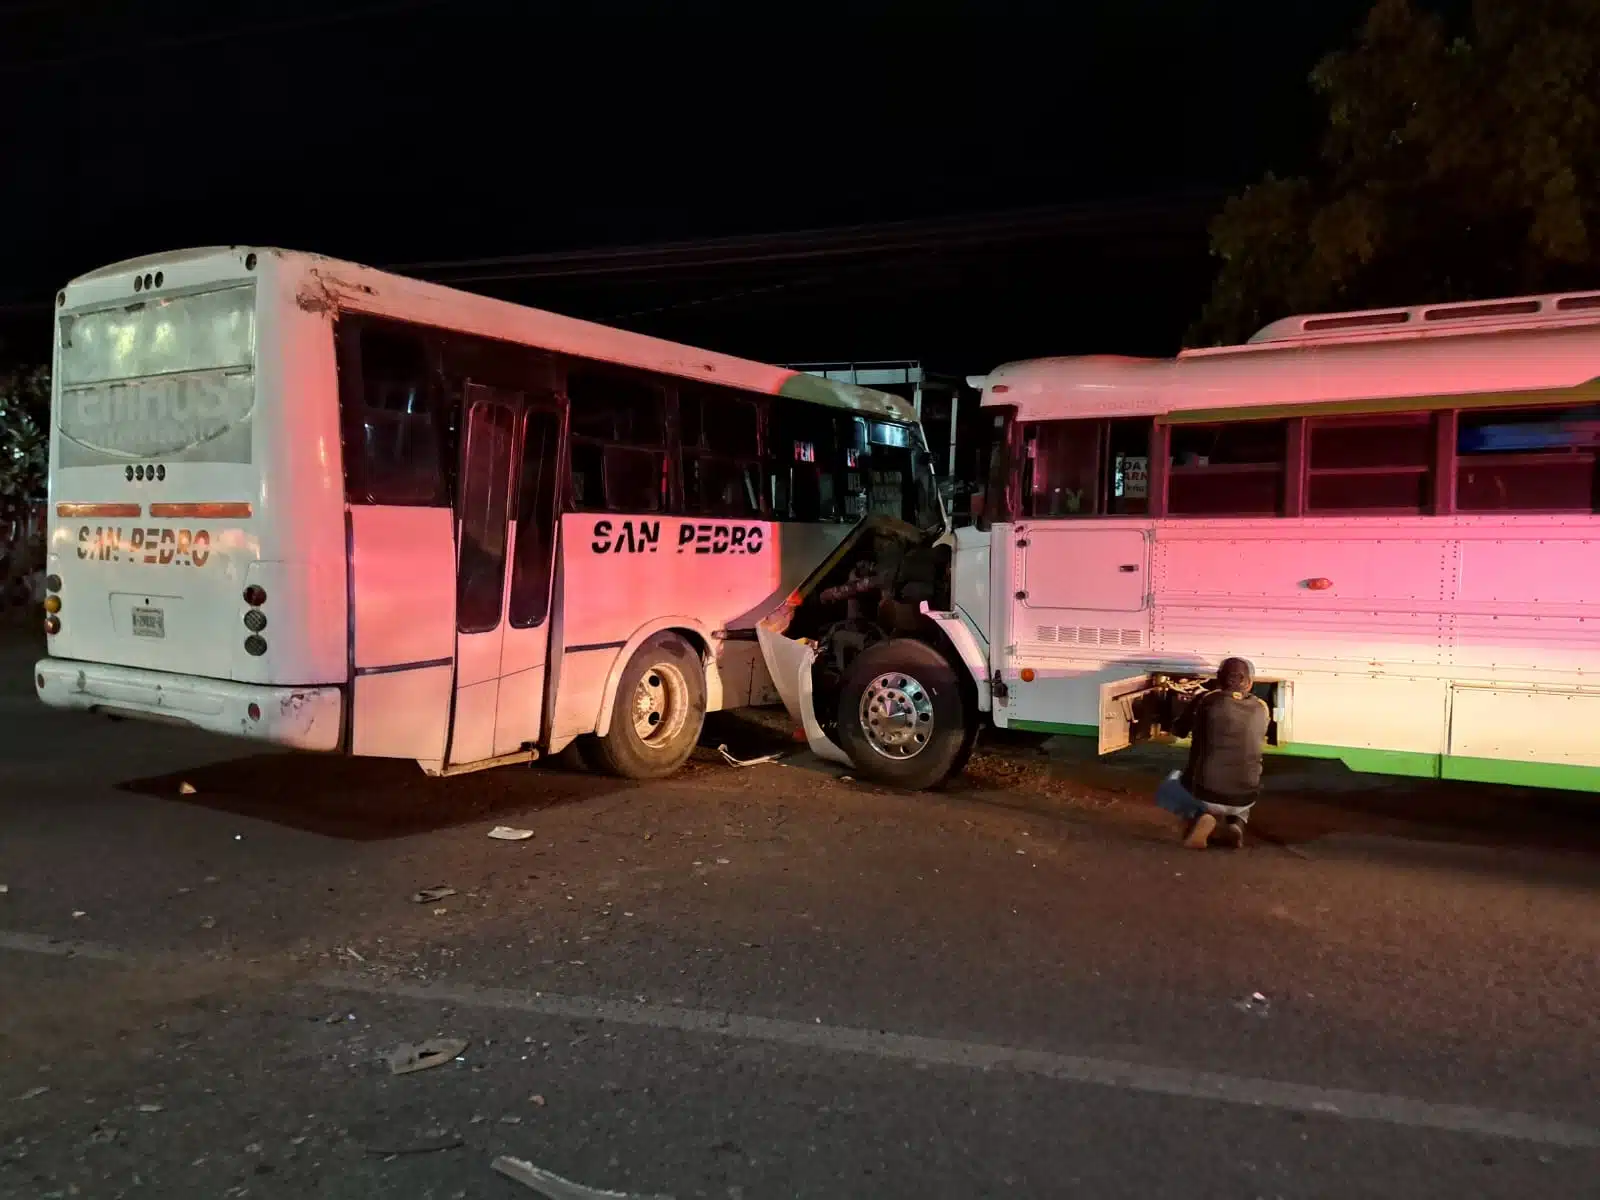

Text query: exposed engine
(767, 517), (950, 742)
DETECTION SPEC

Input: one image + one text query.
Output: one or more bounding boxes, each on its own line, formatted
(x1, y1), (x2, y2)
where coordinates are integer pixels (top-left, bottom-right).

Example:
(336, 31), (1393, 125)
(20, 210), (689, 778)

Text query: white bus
(764, 289), (1600, 793)
(34, 247), (941, 777)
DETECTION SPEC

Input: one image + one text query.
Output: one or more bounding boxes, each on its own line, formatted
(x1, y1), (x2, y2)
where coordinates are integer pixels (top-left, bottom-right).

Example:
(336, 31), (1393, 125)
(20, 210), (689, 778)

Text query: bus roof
(978, 290), (1600, 423)
(64, 247), (917, 423)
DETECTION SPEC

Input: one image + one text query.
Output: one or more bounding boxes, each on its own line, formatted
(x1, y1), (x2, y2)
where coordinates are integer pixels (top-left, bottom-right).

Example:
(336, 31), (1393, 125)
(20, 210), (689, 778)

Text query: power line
(388, 195), (1223, 286)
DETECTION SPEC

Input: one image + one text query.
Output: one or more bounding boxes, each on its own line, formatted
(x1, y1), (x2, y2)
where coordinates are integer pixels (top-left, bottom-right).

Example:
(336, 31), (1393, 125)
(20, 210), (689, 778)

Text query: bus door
(446, 385), (565, 767)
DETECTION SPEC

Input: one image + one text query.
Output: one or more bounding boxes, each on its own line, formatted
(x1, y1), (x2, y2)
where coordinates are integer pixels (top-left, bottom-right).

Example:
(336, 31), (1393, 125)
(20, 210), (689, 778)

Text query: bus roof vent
(1245, 290), (1600, 347)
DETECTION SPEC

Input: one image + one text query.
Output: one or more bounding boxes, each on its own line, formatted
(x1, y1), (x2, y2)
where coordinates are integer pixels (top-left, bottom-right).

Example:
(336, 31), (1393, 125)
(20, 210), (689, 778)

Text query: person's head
(1217, 657), (1254, 693)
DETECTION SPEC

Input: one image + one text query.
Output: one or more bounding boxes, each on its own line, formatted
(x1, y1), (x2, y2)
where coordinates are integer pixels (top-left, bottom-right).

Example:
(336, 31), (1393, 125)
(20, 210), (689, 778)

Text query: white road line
(4, 931), (1595, 1151)
(0, 930), (137, 964)
(323, 973), (1600, 1150)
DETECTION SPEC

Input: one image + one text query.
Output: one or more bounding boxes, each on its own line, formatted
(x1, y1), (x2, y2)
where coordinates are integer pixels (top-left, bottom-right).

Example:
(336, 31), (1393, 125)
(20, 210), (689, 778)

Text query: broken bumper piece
(754, 626), (851, 768)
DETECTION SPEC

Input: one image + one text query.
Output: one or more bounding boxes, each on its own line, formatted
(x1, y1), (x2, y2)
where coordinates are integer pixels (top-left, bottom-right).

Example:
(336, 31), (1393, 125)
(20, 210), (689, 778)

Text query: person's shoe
(1218, 819), (1245, 849)
(1182, 813), (1216, 849)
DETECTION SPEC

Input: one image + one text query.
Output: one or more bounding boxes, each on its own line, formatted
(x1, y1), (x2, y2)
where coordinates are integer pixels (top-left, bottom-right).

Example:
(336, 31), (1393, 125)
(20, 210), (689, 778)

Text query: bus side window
(1023, 418), (1102, 517)
(679, 383), (762, 517)
(566, 365), (668, 514)
(337, 320), (448, 506)
(767, 403), (845, 522)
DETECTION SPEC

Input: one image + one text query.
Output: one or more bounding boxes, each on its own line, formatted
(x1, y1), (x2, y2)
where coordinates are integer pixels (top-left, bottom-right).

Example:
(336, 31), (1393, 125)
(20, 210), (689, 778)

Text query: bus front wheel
(836, 638), (972, 791)
(587, 632), (707, 780)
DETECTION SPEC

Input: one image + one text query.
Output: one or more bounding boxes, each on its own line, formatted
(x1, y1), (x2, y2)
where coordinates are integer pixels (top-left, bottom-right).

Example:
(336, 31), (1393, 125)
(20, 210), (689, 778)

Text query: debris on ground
(1235, 991), (1271, 1016)
(178, 781), (197, 795)
(361, 1129), (464, 1156)
(15, 1086), (49, 1101)
(137, 1104), (163, 1113)
(489, 826), (535, 841)
(716, 744), (783, 768)
(411, 886), (458, 903)
(0, 883), (9, 894)
(490, 1156), (674, 1200)
(529, 1094), (547, 1107)
(385, 1037), (469, 1075)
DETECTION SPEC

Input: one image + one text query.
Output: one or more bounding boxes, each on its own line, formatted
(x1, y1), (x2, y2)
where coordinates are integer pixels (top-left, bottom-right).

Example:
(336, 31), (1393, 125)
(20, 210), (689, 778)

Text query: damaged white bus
(35, 247), (943, 778)
(763, 290), (1600, 792)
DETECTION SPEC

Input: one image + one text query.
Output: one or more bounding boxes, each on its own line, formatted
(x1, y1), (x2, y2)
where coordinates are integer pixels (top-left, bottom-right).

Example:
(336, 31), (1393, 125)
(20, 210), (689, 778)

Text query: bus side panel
(549, 513), (847, 741)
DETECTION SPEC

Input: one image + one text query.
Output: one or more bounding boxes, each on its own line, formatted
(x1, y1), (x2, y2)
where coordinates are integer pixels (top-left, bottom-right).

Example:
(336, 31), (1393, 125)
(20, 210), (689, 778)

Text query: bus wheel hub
(860, 673), (934, 759)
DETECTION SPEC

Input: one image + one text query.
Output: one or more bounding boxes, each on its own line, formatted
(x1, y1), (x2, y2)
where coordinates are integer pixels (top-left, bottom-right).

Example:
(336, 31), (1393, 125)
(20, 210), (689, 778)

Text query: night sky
(1, 1), (1381, 373)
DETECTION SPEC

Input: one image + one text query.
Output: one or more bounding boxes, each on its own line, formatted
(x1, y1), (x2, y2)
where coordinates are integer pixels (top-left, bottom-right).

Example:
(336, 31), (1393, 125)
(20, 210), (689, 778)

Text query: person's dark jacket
(1177, 659), (1269, 802)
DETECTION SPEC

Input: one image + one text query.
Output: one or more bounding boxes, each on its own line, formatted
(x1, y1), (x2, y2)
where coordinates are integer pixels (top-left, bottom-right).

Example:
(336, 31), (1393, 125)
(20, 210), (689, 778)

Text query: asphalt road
(1, 628), (1597, 1199)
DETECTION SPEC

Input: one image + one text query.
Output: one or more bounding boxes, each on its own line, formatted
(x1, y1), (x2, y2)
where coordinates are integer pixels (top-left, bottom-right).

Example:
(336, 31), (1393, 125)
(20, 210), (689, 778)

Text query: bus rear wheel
(836, 638), (972, 791)
(587, 632), (707, 780)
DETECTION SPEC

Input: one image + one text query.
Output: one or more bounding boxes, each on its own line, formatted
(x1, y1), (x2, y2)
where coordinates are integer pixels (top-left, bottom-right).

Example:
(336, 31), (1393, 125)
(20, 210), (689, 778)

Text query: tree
(1, 365), (49, 605)
(1189, 0), (1600, 346)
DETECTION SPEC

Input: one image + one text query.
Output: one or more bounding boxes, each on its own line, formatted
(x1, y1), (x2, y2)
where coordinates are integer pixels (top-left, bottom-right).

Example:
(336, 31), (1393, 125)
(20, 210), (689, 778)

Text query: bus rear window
(56, 285), (257, 467)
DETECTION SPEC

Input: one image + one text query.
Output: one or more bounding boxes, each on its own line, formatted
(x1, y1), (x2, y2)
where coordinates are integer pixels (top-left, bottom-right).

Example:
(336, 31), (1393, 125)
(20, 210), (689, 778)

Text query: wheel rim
(858, 671), (935, 760)
(631, 661), (690, 747)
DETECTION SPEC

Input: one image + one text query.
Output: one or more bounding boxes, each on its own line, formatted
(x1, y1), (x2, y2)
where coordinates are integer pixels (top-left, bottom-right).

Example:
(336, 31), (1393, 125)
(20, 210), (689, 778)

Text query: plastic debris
(362, 1129), (464, 1156)
(411, 886), (458, 903)
(489, 826), (535, 841)
(178, 782), (197, 795)
(715, 744), (782, 768)
(491, 1156), (674, 1200)
(385, 1038), (469, 1075)
(137, 1104), (163, 1113)
(15, 1086), (49, 1101)
(1235, 991), (1271, 1016)
(530, 1094), (547, 1107)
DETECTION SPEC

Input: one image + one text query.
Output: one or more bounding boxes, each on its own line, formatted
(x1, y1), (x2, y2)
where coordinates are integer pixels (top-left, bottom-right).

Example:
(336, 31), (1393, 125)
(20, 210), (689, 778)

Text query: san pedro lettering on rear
(590, 519), (662, 554)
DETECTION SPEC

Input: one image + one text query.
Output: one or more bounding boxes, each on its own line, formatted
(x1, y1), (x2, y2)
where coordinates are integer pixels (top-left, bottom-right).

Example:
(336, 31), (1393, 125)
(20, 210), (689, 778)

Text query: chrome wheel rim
(632, 661), (690, 746)
(859, 671), (934, 760)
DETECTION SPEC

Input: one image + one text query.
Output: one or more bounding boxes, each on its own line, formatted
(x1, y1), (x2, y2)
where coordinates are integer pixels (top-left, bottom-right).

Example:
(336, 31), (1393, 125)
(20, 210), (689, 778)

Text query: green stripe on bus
(1157, 378), (1600, 426)
(1007, 719), (1098, 737)
(1000, 727), (1600, 792)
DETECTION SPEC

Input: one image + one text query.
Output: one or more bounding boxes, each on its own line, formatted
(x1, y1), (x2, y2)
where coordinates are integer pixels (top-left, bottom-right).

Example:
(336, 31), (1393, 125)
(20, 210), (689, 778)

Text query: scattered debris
(386, 1038), (469, 1075)
(489, 826), (535, 841)
(362, 1130), (464, 1156)
(178, 782), (197, 795)
(15, 1086), (49, 1101)
(433, 908), (449, 916)
(715, 858), (730, 866)
(491, 1156), (674, 1200)
(137, 1104), (163, 1114)
(715, 744), (782, 768)
(199, 916), (216, 930)
(1235, 991), (1272, 1016)
(0, 883), (9, 894)
(411, 886), (458, 903)
(339, 947), (366, 963)
(530, 1094), (547, 1108)
(71, 911), (86, 919)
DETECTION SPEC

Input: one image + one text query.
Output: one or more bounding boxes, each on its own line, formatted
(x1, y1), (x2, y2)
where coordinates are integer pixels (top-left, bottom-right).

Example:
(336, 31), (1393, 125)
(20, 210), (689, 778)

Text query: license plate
(132, 606), (165, 638)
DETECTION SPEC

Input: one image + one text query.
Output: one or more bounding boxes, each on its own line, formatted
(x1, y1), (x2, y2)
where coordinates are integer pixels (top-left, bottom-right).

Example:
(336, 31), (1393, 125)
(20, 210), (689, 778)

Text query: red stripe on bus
(56, 502), (141, 518)
(148, 502), (253, 518)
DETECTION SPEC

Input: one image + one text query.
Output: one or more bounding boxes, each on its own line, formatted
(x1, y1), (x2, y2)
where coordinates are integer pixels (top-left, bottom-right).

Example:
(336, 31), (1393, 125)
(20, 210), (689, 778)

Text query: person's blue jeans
(1156, 771), (1255, 824)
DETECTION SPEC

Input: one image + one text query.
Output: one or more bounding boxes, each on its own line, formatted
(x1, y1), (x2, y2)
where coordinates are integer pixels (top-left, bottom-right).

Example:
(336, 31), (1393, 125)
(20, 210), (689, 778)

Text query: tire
(835, 638), (973, 790)
(587, 632), (707, 780)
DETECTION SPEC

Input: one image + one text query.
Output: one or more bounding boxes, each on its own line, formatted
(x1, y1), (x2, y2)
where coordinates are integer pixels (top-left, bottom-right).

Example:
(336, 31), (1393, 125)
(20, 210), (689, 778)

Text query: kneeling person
(1157, 657), (1268, 849)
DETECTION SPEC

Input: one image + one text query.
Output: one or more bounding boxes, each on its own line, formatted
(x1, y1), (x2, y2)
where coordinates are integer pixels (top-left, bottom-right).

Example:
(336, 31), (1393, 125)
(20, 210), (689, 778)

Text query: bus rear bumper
(33, 659), (343, 751)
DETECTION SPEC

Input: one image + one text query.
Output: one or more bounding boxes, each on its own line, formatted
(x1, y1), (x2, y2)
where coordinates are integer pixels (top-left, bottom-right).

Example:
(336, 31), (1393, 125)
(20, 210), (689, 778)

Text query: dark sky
(0, 0), (1379, 372)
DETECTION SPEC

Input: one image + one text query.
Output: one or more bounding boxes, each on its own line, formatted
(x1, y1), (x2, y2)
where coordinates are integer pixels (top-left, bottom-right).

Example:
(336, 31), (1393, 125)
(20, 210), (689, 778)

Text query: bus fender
(755, 625), (852, 768)
(591, 616), (722, 738)
(916, 603), (992, 713)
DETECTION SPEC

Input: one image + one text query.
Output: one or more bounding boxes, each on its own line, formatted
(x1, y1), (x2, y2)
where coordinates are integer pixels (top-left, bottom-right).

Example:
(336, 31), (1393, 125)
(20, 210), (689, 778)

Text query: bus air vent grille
(1035, 624), (1143, 649)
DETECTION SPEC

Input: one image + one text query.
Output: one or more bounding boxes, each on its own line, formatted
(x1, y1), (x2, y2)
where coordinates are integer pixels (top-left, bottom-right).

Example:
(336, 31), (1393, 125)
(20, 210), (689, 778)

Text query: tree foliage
(1, 365), (49, 595)
(1190, 0), (1600, 346)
